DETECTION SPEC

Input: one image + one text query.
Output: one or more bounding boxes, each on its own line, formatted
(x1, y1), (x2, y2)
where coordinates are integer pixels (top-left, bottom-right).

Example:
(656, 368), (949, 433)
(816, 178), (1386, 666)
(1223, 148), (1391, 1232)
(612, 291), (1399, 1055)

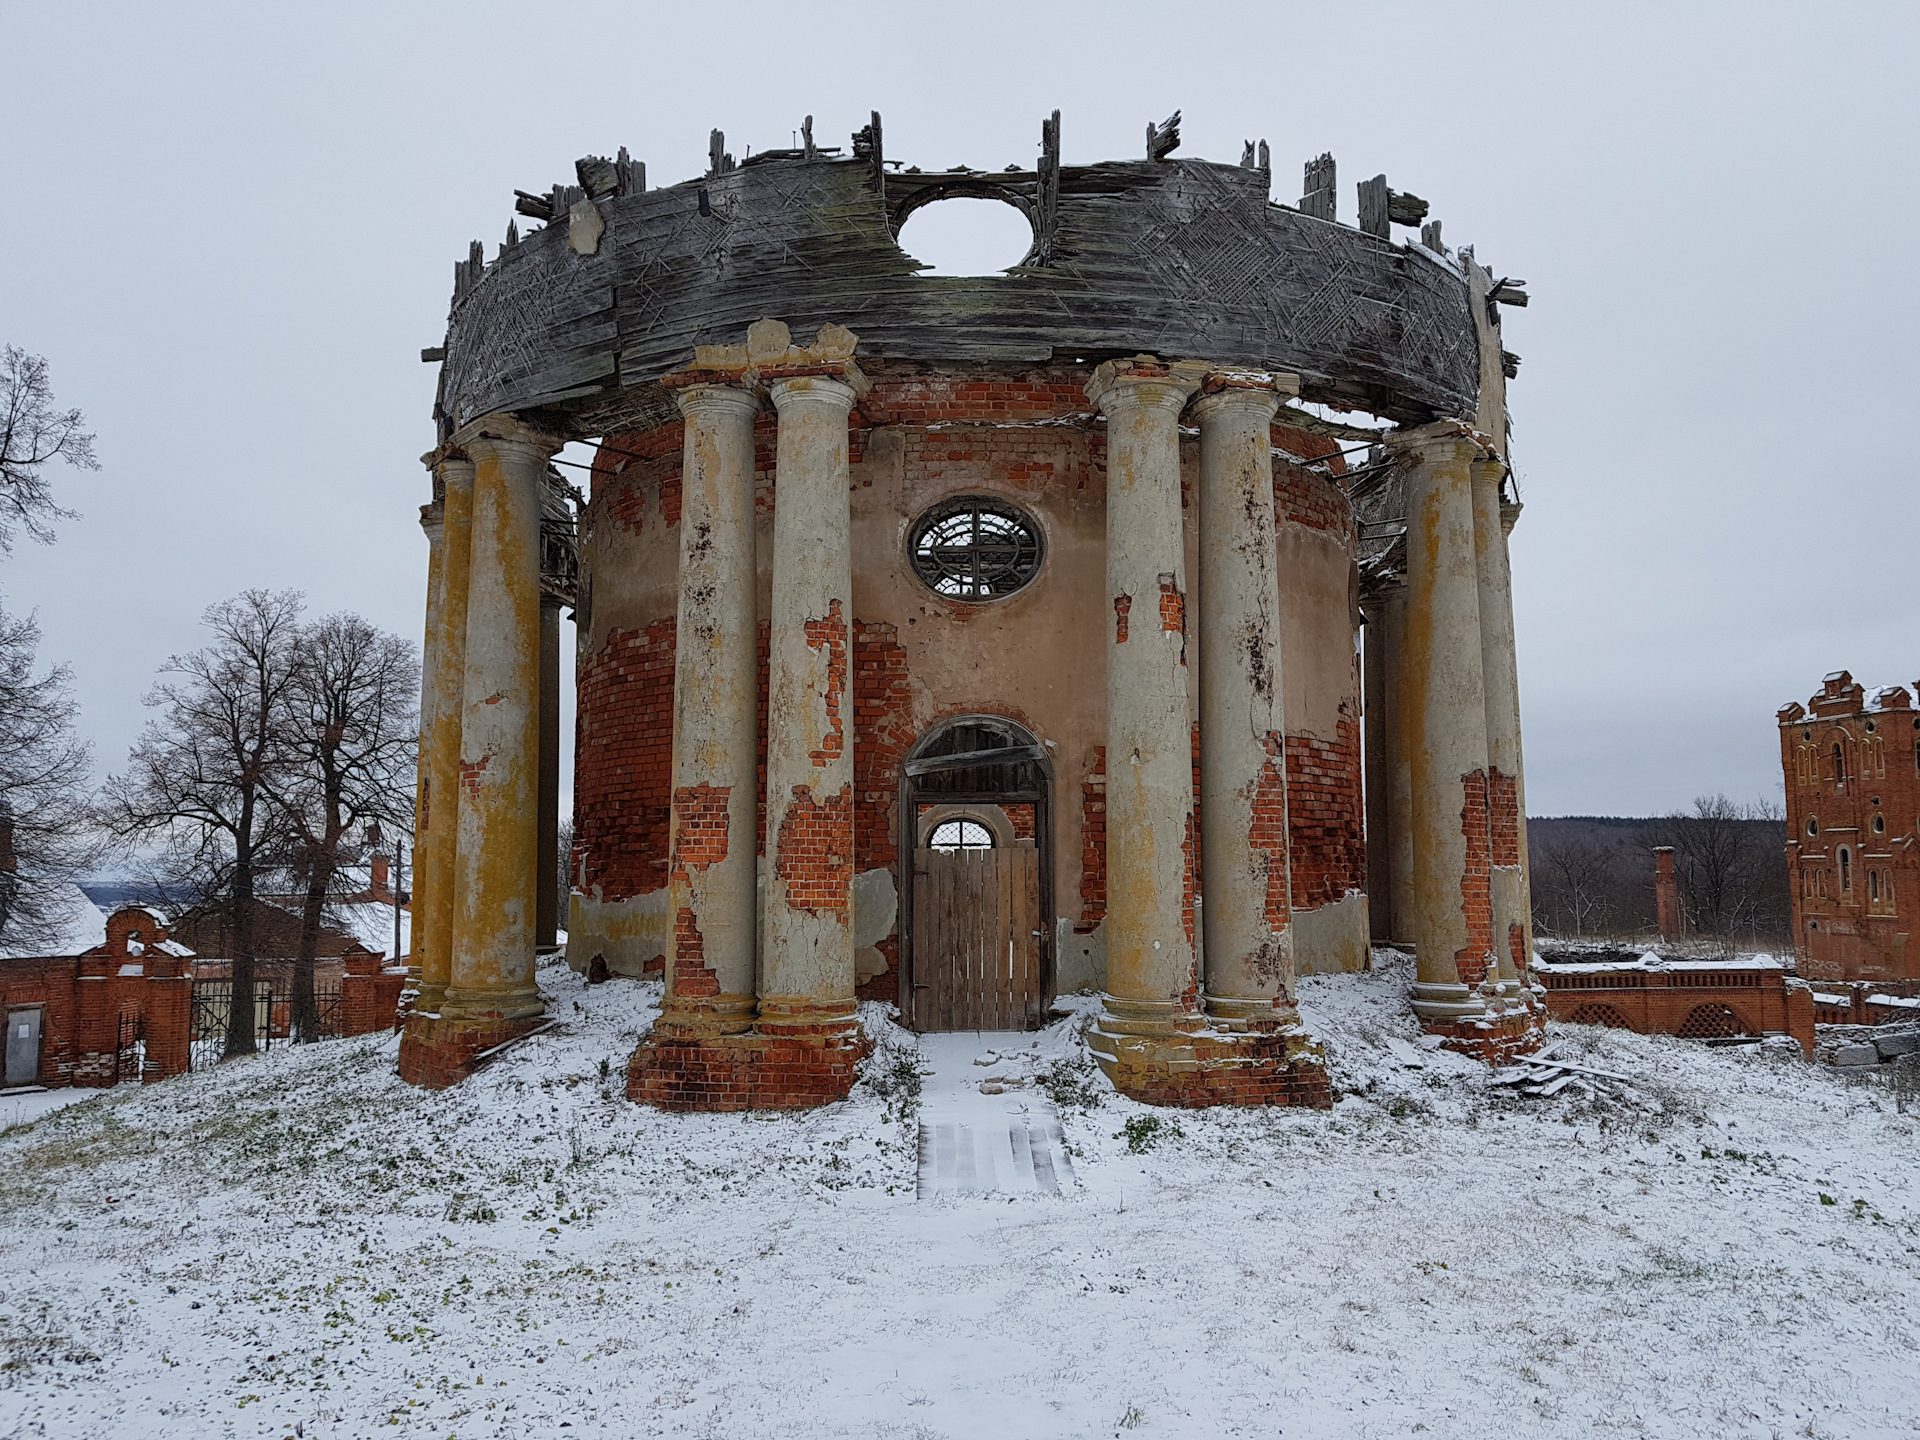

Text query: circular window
(1867, 719), (1877, 733)
(1874, 814), (1886, 833)
(910, 498), (1043, 600)
(1807, 816), (1819, 836)
(929, 819), (996, 852)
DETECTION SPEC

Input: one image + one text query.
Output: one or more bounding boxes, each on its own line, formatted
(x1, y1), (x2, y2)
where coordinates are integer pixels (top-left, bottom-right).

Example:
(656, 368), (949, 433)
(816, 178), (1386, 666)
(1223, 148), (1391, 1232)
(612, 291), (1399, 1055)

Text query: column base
(1204, 995), (1301, 1033)
(651, 993), (757, 1039)
(1418, 1005), (1546, 1066)
(440, 984), (544, 1023)
(398, 1011), (548, 1090)
(1087, 1018), (1333, 1109)
(627, 1024), (869, 1112)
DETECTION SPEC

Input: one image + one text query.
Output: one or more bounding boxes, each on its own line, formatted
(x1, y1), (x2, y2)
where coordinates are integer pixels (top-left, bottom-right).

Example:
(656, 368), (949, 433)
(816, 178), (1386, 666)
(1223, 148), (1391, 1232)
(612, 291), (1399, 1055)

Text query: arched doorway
(897, 716), (1053, 1031)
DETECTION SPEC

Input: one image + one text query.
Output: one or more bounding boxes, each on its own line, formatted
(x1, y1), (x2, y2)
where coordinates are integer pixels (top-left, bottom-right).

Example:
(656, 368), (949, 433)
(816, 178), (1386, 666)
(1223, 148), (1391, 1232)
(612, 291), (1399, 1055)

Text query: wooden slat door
(912, 845), (1042, 1031)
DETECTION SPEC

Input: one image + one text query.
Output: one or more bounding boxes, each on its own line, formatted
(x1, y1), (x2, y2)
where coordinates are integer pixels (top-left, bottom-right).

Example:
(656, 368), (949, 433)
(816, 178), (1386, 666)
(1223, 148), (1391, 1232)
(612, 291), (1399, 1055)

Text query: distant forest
(1528, 797), (1790, 949)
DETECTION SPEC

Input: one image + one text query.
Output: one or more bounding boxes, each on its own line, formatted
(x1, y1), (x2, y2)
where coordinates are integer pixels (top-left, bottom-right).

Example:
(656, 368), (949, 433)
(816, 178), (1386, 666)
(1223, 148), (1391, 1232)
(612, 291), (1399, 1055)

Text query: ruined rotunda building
(399, 111), (1544, 1106)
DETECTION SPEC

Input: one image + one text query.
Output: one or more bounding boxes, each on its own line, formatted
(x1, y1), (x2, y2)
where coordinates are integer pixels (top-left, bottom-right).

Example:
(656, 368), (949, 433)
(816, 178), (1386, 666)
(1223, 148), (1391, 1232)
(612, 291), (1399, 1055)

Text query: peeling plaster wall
(571, 371), (1374, 999)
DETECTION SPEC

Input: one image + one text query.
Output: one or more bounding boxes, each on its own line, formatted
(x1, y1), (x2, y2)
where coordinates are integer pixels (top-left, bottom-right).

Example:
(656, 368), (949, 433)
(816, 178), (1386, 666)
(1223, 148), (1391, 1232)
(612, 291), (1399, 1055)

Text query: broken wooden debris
(1300, 153), (1336, 221)
(1358, 176), (1432, 238)
(1489, 278), (1529, 306)
(1387, 189), (1429, 226)
(1420, 219), (1445, 253)
(708, 129), (736, 178)
(421, 346), (446, 363)
(851, 110), (884, 191)
(1146, 110), (1182, 161)
(1490, 1044), (1639, 1098)
(1501, 350), (1521, 379)
(514, 189), (554, 222)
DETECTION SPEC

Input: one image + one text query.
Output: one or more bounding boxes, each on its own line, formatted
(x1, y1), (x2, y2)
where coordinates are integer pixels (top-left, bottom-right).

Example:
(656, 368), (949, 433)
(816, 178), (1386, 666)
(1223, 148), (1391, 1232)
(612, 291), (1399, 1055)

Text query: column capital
(419, 501), (444, 540)
(1196, 366), (1301, 399)
(765, 370), (866, 412)
(420, 443), (469, 472)
(1385, 417), (1499, 465)
(664, 375), (763, 420)
(1086, 355), (1209, 414)
(448, 412), (566, 466)
(1189, 383), (1283, 426)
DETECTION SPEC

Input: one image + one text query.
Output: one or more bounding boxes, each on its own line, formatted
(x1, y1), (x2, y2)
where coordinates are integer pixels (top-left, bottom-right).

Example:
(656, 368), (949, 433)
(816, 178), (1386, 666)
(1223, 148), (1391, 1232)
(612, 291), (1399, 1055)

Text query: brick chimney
(1653, 846), (1681, 941)
(369, 853), (392, 903)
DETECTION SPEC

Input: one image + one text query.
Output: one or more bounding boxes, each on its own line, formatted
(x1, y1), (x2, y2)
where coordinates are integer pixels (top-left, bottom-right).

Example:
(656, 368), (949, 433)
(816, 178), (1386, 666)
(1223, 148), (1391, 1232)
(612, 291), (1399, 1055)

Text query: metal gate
(912, 846), (1043, 1031)
(190, 979), (345, 1069)
(116, 1012), (144, 1082)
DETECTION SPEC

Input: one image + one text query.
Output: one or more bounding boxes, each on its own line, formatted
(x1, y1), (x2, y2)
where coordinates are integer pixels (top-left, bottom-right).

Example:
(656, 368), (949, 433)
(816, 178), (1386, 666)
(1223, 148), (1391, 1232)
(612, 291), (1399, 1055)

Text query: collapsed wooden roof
(431, 115), (1482, 441)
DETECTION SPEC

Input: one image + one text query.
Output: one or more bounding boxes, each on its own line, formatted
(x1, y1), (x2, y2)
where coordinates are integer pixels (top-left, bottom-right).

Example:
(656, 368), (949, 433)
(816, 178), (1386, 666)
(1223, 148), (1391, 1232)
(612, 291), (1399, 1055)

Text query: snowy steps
(916, 1116), (1076, 1198)
(911, 1030), (1079, 1200)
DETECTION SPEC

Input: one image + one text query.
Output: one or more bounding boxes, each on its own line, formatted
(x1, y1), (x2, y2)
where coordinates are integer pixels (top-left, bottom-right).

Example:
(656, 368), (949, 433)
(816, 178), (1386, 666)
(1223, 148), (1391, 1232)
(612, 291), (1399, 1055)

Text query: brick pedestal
(397, 1012), (546, 1090)
(627, 1028), (867, 1112)
(1090, 1026), (1334, 1109)
(1423, 1008), (1544, 1067)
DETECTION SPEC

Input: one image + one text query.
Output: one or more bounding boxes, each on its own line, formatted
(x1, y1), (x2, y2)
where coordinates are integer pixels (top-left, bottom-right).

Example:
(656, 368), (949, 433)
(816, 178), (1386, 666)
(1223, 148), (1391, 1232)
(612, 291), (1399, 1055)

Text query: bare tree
(261, 613), (418, 1040)
(1531, 831), (1628, 938)
(1645, 794), (1789, 943)
(101, 590), (305, 1057)
(0, 346), (98, 554)
(0, 606), (100, 950)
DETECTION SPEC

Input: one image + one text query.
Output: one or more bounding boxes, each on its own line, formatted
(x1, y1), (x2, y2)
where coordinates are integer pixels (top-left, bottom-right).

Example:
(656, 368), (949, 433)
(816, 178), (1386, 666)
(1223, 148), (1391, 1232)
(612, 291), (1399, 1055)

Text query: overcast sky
(3, 1), (1915, 824)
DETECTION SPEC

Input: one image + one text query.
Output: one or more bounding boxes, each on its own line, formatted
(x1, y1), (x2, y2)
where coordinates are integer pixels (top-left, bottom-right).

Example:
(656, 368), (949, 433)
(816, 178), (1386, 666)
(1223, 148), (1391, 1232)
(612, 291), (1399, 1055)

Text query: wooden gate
(912, 846), (1043, 1031)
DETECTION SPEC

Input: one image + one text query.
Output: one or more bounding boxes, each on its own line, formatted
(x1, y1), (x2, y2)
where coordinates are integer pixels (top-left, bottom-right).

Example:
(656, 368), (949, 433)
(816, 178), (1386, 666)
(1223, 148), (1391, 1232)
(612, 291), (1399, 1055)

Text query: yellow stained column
(410, 487), (446, 983)
(417, 452), (474, 1013)
(442, 417), (557, 1023)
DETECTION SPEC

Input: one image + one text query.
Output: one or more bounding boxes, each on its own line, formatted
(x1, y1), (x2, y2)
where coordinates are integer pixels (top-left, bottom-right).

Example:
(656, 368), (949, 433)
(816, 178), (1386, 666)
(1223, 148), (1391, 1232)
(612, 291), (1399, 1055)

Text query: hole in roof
(898, 197), (1034, 276)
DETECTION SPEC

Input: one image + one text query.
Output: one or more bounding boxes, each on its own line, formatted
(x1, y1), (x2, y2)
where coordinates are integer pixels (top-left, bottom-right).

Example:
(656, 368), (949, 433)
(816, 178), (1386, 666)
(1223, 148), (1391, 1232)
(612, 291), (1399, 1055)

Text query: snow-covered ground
(2, 951), (1916, 1439)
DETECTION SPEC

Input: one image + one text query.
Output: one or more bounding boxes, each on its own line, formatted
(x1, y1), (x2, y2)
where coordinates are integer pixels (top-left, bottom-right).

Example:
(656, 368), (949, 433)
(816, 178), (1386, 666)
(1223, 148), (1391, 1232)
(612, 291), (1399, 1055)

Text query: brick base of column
(1420, 1006), (1546, 1066)
(398, 1012), (547, 1090)
(1087, 1026), (1334, 1109)
(627, 1027), (868, 1112)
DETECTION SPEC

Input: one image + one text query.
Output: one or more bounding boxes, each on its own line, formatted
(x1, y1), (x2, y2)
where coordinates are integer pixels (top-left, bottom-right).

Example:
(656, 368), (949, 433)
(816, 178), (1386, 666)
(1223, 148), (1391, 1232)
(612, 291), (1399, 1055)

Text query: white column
(659, 381), (763, 1036)
(758, 369), (864, 1038)
(1087, 358), (1208, 1052)
(1191, 373), (1303, 1028)
(1394, 423), (1496, 1027)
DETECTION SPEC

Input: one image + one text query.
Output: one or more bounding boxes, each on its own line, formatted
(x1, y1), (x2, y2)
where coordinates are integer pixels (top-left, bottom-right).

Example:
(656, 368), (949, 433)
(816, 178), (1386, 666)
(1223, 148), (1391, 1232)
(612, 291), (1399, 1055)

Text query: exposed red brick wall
(860, 372), (1090, 427)
(1286, 712), (1366, 910)
(774, 784), (853, 916)
(574, 619), (676, 900)
(668, 783), (731, 995)
(1078, 748), (1107, 931)
(1158, 575), (1186, 665)
(1252, 735), (1292, 928)
(802, 600), (848, 769)
(1455, 768), (1493, 986)
(1112, 594), (1130, 644)
(1006, 804), (1035, 840)
(853, 622), (914, 872)
(1489, 767), (1520, 868)
(1273, 464), (1353, 534)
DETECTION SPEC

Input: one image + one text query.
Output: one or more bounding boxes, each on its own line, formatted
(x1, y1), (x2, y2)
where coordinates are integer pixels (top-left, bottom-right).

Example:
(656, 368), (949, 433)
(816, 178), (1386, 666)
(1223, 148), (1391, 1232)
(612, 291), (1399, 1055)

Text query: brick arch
(1676, 1003), (1745, 1039)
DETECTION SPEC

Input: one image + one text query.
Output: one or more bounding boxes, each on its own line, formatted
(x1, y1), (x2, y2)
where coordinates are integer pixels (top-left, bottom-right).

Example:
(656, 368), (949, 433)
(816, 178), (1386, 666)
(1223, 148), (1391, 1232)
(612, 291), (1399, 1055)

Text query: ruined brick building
(1780, 671), (1918, 980)
(400, 111), (1544, 1104)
